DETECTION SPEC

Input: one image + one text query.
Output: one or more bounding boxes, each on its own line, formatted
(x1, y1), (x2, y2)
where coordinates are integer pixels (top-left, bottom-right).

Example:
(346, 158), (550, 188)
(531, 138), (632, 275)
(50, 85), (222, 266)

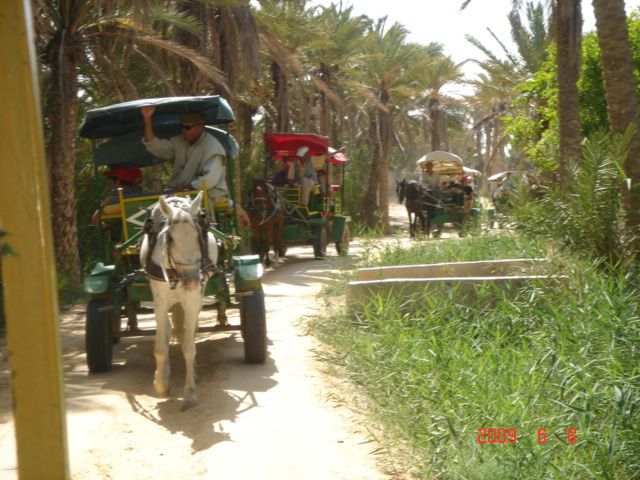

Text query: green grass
(313, 233), (640, 479)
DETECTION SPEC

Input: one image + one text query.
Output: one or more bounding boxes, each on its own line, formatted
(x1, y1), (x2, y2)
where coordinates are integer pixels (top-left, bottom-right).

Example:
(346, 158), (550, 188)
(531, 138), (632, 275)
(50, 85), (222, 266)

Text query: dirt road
(0, 202), (418, 480)
(0, 248), (403, 479)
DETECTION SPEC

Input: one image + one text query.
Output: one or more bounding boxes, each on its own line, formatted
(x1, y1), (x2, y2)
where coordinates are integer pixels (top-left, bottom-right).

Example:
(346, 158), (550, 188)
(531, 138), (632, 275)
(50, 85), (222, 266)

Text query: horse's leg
(268, 222), (279, 264)
(407, 209), (416, 238)
(151, 282), (171, 397)
(273, 218), (284, 262)
(425, 212), (431, 238)
(216, 275), (228, 326)
(180, 293), (201, 410)
(250, 224), (264, 264)
(264, 225), (272, 266)
(170, 303), (185, 345)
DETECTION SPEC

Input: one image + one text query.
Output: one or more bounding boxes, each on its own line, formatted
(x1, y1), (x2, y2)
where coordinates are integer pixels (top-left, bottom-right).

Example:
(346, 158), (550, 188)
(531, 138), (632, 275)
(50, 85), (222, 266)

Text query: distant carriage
(253, 133), (351, 260)
(487, 170), (538, 228)
(408, 151), (481, 238)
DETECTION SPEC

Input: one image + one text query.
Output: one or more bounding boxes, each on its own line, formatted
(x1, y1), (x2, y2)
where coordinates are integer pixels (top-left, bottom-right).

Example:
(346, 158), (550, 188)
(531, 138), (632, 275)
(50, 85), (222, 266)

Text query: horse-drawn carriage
(486, 170), (538, 228)
(248, 132), (350, 262)
(398, 151), (481, 238)
(81, 96), (267, 383)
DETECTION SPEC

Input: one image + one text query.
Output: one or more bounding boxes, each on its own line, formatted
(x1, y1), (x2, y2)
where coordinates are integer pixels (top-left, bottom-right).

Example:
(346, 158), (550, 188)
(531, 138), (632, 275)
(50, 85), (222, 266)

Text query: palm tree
(169, 1), (262, 208)
(462, 0), (582, 184)
(254, 1), (317, 132)
(591, 0), (640, 232)
(554, 0), (583, 182)
(34, 1), (227, 284)
(465, 1), (550, 189)
(357, 20), (445, 230)
(305, 4), (370, 140)
(421, 56), (466, 151)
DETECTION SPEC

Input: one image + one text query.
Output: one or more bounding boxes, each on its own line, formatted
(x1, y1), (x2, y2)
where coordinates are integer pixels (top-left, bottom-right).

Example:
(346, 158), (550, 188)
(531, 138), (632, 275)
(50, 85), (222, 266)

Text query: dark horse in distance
(247, 178), (286, 266)
(396, 179), (439, 238)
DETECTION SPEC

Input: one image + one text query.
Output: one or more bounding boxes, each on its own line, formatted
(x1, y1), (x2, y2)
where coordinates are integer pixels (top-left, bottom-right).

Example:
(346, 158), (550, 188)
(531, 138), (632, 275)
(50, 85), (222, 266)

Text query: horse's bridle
(156, 210), (217, 290)
(249, 181), (282, 226)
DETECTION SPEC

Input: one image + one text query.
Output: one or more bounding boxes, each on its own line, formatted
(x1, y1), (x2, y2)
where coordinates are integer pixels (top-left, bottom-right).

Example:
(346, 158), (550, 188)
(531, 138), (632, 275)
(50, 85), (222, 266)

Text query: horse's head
(157, 192), (205, 290)
(249, 178), (275, 217)
(396, 179), (407, 203)
(404, 180), (424, 202)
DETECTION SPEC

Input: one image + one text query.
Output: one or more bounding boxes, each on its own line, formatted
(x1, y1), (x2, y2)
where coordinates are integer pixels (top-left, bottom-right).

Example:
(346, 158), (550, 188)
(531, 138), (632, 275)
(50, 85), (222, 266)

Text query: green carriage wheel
(86, 299), (114, 373)
(240, 288), (267, 364)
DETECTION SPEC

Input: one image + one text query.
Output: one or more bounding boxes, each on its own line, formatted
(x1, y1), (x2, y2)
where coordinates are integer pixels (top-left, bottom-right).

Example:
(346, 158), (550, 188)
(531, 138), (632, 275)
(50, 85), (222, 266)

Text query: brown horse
(396, 179), (439, 238)
(247, 178), (286, 266)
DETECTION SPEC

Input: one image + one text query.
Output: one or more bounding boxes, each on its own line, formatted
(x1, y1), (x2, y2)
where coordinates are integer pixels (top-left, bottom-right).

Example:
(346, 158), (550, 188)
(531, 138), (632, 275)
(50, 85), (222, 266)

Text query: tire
(240, 289), (267, 363)
(86, 299), (114, 373)
(312, 226), (328, 258)
(335, 224), (350, 256)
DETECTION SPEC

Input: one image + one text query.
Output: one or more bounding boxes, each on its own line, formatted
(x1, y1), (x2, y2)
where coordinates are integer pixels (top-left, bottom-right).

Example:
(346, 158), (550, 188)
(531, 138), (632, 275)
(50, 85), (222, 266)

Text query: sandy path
(0, 201), (418, 480)
(1, 233), (414, 480)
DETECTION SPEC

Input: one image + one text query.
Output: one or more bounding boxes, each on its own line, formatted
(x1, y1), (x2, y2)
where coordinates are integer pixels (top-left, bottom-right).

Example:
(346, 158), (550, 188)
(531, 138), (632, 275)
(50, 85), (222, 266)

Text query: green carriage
(262, 132), (351, 258)
(81, 96), (267, 373)
(416, 151), (482, 237)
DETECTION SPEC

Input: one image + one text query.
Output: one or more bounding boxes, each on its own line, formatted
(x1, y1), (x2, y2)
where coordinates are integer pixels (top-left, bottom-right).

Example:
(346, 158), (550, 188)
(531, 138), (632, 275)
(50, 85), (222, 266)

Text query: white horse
(140, 192), (217, 410)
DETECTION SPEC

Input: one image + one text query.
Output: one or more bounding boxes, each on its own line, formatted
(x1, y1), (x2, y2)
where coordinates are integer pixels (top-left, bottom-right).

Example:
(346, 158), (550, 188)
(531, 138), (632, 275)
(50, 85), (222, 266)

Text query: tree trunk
(318, 63), (331, 136)
(362, 110), (381, 226)
(555, 0), (582, 183)
(593, 0), (640, 233)
(377, 94), (392, 234)
(271, 62), (290, 132)
(429, 96), (441, 151)
(233, 100), (257, 205)
(46, 56), (81, 285)
(175, 2), (208, 94)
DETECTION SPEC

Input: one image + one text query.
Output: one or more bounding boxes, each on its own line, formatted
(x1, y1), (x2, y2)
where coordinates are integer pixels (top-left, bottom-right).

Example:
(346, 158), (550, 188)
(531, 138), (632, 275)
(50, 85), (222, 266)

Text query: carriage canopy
(264, 132), (330, 159)
(79, 96), (234, 139)
(264, 133), (348, 163)
(79, 96), (238, 168)
(417, 150), (464, 176)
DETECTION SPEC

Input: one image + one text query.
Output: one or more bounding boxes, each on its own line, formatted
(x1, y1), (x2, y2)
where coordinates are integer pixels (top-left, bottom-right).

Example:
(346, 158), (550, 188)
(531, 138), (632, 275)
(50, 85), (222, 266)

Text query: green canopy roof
(79, 96), (234, 139)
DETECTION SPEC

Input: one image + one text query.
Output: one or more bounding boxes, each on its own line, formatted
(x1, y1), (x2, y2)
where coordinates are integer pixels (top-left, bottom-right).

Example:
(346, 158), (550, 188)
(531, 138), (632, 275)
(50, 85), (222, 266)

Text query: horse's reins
(251, 183), (283, 226)
(146, 210), (217, 291)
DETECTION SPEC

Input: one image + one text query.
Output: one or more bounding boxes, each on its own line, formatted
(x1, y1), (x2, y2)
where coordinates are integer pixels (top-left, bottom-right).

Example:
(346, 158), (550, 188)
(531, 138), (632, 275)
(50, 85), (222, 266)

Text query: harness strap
(146, 260), (177, 283)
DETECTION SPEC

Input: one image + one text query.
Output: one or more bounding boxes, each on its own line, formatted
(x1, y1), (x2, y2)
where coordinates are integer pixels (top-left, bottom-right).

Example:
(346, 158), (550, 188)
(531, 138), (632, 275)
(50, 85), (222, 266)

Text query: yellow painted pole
(0, 1), (70, 479)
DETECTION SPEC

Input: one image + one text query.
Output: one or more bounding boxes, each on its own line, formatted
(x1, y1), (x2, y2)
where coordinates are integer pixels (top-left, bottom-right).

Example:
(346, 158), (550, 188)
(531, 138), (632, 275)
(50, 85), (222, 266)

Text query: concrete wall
(356, 258), (547, 281)
(347, 258), (557, 315)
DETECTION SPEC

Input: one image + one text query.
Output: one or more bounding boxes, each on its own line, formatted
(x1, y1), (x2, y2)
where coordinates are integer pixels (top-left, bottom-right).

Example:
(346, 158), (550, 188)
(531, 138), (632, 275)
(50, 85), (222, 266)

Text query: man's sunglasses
(181, 123), (202, 130)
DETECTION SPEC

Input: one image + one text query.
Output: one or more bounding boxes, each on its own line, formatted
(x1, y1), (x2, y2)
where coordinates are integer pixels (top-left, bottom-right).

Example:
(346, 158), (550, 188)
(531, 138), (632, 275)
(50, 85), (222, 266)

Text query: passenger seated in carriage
(91, 166), (148, 225)
(315, 169), (329, 197)
(274, 150), (318, 207)
(270, 160), (294, 186)
(416, 161), (442, 190)
(446, 175), (474, 210)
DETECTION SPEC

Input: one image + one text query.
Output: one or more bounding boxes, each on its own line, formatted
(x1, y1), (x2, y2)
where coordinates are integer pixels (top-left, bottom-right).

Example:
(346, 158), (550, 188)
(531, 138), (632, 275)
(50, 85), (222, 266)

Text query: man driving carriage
(140, 106), (249, 226)
(416, 160), (442, 190)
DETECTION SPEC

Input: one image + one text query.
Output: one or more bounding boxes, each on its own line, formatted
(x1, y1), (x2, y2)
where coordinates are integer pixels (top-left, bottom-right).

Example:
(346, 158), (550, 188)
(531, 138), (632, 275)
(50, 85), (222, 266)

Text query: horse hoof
(155, 387), (170, 397)
(181, 393), (198, 411)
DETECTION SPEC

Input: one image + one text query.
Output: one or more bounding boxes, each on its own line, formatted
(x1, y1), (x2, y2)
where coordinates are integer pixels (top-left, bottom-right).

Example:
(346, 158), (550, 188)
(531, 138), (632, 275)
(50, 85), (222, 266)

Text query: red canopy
(264, 133), (330, 160)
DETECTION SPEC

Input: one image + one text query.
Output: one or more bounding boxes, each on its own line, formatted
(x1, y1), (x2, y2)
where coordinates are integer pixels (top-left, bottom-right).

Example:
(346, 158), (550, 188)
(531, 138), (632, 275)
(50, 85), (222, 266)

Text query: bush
(313, 234), (640, 479)
(513, 131), (631, 264)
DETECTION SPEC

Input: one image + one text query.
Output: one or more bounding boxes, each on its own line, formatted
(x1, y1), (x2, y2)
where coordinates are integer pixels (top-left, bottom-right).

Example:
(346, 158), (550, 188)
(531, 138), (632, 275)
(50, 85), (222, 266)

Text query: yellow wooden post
(0, 1), (70, 479)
